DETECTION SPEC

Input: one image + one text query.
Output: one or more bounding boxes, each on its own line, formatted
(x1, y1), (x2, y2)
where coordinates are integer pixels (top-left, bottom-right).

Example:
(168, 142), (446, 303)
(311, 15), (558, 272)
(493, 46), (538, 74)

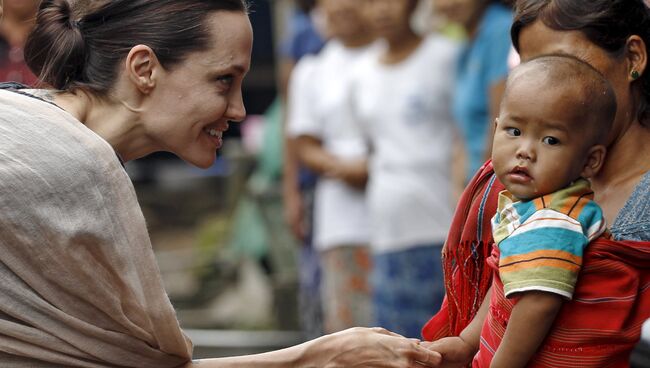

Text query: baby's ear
(581, 145), (607, 179)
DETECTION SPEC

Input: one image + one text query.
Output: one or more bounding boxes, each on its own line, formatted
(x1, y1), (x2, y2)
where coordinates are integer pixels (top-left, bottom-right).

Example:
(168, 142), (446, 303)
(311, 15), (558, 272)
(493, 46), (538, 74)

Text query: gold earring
(631, 70), (640, 80)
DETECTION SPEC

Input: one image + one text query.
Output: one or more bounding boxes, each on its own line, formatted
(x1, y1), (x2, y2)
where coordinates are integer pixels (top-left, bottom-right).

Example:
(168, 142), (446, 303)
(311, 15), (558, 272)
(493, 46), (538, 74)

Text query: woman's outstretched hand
(181, 327), (442, 367)
(315, 327), (442, 367)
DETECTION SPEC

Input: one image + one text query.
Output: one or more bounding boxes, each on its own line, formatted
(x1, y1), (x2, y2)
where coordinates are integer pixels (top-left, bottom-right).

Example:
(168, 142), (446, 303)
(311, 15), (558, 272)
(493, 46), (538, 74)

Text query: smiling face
(492, 58), (614, 200)
(141, 11), (252, 168)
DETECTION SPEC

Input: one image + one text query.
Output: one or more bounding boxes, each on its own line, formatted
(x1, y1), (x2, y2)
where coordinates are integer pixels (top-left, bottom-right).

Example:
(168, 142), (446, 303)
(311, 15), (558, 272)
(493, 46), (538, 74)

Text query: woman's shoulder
(611, 171), (650, 241)
(0, 89), (124, 182)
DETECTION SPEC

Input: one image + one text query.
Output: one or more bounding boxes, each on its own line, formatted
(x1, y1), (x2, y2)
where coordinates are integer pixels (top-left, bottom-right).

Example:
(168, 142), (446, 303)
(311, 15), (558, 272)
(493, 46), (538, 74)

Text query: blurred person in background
(277, 0), (324, 97)
(432, 0), (512, 182)
(278, 0), (326, 340)
(0, 0), (38, 85)
(286, 0), (376, 334)
(351, 0), (459, 338)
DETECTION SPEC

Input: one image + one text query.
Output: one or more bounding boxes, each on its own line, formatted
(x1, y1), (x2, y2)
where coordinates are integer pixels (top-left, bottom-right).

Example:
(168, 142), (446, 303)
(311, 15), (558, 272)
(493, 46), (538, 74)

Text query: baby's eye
(543, 136), (560, 145)
(505, 127), (521, 136)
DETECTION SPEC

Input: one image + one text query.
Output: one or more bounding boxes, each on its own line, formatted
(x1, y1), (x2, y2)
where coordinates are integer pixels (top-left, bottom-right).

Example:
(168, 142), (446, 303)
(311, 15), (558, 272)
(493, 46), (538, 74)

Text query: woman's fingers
(409, 345), (442, 367)
(371, 326), (405, 338)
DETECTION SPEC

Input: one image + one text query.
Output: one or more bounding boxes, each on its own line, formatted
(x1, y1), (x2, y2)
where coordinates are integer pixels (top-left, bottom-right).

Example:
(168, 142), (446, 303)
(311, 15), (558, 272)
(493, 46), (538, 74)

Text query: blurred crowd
(280, 0), (513, 339)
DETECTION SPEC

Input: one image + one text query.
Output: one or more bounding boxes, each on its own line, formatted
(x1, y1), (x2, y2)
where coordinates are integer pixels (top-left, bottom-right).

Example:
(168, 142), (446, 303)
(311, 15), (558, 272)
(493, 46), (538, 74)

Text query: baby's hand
(420, 337), (476, 368)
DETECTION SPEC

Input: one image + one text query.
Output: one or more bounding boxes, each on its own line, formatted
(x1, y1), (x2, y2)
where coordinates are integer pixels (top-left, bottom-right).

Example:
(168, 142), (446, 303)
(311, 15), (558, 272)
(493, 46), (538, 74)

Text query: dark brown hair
(24, 0), (248, 94)
(511, 0), (650, 126)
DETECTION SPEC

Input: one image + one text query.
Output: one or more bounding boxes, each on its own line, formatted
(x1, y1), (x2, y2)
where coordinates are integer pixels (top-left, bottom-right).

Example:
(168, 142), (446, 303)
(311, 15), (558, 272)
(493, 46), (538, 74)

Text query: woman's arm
(490, 291), (563, 368)
(181, 327), (442, 368)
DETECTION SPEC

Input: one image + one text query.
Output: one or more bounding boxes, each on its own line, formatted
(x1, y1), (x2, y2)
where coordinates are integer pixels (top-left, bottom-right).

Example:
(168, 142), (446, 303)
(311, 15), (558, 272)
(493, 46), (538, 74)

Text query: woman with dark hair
(421, 0), (650, 366)
(0, 0), (443, 367)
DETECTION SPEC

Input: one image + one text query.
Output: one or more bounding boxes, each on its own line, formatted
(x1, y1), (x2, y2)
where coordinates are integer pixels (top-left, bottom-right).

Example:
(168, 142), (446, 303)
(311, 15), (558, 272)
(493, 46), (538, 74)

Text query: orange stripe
(500, 258), (581, 273)
(567, 197), (590, 217)
(501, 249), (582, 265)
(533, 196), (546, 211)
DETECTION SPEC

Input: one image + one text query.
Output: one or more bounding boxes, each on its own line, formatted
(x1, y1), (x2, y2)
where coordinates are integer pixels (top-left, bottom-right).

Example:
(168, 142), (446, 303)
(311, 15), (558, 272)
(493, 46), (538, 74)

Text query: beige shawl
(0, 89), (193, 367)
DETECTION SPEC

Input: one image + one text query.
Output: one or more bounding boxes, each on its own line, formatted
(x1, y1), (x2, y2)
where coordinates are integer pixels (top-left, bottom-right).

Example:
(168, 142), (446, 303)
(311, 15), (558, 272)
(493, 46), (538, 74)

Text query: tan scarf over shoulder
(0, 89), (192, 367)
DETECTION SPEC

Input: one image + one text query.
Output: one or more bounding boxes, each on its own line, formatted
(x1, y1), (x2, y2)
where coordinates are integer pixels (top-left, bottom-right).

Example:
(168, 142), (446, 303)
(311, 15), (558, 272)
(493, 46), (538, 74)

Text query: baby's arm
(490, 291), (563, 368)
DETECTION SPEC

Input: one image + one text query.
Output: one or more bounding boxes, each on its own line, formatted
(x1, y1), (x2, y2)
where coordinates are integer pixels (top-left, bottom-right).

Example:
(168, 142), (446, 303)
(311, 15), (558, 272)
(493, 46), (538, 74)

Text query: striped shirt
(491, 179), (607, 299)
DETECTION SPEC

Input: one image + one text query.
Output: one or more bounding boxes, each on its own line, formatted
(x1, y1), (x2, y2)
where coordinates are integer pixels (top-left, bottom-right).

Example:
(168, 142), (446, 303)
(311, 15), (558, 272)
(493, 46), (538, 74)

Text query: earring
(631, 70), (640, 80)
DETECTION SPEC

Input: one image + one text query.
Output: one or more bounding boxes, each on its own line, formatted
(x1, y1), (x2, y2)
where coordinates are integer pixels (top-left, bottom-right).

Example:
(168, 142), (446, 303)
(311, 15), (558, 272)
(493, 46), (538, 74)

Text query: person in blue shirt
(433, 0), (512, 182)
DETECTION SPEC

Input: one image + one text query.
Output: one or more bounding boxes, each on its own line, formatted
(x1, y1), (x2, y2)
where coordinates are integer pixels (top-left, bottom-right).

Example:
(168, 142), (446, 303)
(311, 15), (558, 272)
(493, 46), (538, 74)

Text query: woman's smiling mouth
(203, 123), (228, 148)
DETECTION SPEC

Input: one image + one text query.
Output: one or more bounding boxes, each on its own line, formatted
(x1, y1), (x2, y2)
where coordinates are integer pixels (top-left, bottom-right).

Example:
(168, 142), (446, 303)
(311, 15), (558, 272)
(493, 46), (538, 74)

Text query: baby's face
(492, 82), (594, 200)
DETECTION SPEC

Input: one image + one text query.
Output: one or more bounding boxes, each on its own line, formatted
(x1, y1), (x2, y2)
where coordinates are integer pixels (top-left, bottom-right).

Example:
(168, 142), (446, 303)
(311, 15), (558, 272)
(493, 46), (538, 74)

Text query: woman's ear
(124, 45), (160, 94)
(627, 35), (647, 81)
(581, 145), (607, 179)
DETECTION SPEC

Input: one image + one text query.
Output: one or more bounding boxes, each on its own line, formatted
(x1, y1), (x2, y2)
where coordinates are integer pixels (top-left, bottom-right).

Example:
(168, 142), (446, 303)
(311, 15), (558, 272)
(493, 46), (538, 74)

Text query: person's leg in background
(320, 245), (373, 333)
(371, 244), (445, 338)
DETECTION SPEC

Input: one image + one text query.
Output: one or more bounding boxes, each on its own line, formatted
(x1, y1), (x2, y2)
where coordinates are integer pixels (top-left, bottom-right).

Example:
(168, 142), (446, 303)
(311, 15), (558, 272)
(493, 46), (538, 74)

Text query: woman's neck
(592, 120), (650, 223)
(54, 91), (155, 163)
(381, 29), (422, 65)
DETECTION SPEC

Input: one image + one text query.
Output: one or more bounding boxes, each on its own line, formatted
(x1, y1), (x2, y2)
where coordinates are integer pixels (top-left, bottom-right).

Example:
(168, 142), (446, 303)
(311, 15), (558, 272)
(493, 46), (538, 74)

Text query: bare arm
(282, 136), (306, 240)
(294, 135), (368, 189)
(181, 327), (442, 368)
(490, 291), (563, 368)
(421, 286), (492, 367)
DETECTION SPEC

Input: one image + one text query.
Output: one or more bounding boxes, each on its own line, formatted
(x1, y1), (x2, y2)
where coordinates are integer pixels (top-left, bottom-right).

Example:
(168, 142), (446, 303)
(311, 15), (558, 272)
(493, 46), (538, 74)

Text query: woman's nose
(226, 90), (246, 123)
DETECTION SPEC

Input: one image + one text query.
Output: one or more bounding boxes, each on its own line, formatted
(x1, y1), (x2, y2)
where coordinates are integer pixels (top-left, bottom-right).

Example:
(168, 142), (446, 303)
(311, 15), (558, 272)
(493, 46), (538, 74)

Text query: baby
(488, 54), (617, 367)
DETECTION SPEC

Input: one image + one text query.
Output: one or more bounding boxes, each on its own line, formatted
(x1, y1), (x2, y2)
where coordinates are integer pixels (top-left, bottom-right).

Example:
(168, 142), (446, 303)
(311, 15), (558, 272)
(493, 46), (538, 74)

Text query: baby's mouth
(511, 165), (529, 175)
(508, 166), (533, 181)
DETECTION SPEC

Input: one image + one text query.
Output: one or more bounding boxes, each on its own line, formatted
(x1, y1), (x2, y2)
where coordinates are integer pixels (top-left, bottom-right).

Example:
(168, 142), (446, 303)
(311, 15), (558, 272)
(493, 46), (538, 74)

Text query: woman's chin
(182, 152), (217, 169)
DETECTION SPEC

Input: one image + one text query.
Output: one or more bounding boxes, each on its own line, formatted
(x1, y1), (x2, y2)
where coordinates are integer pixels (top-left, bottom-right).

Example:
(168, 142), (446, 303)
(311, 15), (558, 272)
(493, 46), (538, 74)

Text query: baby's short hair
(505, 54), (617, 145)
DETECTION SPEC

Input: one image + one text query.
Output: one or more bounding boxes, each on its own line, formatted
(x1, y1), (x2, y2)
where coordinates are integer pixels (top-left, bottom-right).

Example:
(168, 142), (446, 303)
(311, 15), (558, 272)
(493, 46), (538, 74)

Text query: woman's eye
(217, 75), (234, 88)
(542, 136), (560, 145)
(505, 127), (521, 136)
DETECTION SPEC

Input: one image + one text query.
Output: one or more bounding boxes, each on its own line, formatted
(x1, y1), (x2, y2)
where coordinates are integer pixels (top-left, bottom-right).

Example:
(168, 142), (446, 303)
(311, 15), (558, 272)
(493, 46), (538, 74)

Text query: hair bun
(24, 0), (86, 89)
